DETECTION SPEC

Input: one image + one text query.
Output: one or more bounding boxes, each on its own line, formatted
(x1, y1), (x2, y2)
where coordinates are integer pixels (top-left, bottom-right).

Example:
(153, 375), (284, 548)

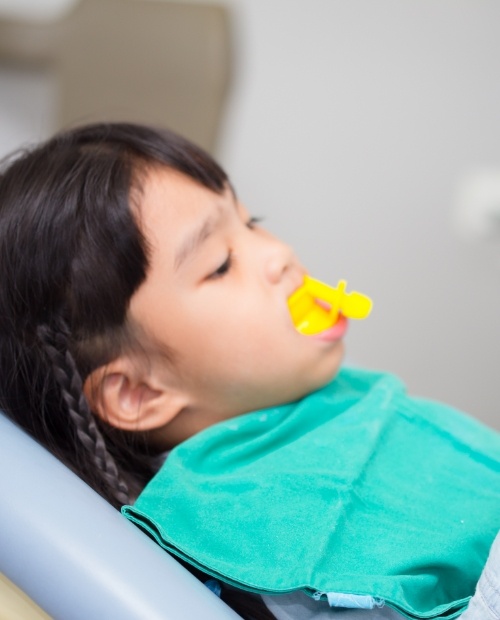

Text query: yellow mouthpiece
(288, 276), (373, 335)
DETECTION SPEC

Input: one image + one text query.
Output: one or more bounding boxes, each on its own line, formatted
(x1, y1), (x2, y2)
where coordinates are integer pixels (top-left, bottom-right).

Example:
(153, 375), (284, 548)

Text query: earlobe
(83, 357), (187, 432)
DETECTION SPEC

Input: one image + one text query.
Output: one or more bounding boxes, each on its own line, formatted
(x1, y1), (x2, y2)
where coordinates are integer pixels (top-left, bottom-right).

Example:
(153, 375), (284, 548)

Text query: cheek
(183, 312), (276, 375)
(167, 307), (240, 363)
(190, 290), (266, 341)
(166, 288), (291, 375)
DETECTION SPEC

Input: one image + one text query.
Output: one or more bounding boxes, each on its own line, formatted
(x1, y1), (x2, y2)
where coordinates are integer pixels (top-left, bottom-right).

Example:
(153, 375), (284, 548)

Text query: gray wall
(1, 0), (499, 429)
(216, 0), (500, 429)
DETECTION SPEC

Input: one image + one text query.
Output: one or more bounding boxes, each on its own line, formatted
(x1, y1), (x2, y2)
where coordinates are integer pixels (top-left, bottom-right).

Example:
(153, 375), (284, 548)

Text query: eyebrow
(174, 211), (221, 271)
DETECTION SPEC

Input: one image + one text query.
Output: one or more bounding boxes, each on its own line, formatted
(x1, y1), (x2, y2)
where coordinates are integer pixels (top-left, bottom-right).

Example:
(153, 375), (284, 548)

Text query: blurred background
(0, 0), (499, 429)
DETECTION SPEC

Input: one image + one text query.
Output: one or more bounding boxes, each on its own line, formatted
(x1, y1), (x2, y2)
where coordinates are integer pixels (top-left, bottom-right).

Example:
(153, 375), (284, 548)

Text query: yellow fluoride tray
(288, 276), (373, 335)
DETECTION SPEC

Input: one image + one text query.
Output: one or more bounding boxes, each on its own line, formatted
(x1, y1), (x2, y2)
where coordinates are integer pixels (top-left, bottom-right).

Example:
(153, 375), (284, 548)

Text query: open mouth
(308, 313), (348, 341)
(287, 276), (372, 337)
(288, 293), (343, 336)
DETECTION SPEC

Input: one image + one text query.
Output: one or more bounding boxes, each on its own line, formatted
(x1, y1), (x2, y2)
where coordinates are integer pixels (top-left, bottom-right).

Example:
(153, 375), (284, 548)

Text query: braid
(37, 320), (130, 507)
(0, 123), (278, 620)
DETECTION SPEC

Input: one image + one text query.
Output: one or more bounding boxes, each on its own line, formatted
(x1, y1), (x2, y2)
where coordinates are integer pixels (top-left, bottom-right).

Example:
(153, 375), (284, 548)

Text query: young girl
(0, 123), (497, 620)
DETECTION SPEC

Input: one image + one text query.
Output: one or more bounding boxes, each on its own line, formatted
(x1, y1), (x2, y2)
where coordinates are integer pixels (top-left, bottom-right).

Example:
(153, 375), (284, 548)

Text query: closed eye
(207, 216), (262, 280)
(208, 250), (234, 279)
(246, 216), (263, 230)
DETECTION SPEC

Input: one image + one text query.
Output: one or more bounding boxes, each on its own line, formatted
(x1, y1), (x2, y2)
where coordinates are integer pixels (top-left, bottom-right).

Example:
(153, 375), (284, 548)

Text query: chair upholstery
(0, 4), (236, 614)
(0, 411), (240, 619)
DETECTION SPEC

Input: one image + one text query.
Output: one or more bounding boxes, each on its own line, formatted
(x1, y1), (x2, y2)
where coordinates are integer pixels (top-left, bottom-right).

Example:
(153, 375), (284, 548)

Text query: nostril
(266, 257), (287, 284)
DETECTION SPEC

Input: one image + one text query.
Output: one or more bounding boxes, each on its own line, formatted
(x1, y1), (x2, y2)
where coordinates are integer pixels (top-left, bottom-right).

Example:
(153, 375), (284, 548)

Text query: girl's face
(129, 167), (345, 445)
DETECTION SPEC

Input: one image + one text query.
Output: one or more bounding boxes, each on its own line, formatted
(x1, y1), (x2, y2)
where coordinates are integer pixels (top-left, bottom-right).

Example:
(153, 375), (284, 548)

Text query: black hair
(0, 121), (228, 507)
(0, 122), (278, 620)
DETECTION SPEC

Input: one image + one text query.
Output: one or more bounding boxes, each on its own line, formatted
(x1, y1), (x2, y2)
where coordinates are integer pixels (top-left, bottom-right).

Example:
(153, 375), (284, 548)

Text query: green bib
(122, 368), (500, 619)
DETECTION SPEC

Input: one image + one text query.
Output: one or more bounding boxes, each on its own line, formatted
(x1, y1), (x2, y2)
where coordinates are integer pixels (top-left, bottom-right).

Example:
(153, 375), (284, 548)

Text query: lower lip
(309, 315), (348, 342)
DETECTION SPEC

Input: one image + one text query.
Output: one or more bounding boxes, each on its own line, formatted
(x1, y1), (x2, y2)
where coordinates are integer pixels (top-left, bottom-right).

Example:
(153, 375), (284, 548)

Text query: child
(0, 123), (498, 620)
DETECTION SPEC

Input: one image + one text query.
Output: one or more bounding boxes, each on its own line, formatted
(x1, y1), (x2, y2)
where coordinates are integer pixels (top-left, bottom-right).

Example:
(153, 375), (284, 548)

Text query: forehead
(138, 167), (222, 233)
(136, 167), (235, 266)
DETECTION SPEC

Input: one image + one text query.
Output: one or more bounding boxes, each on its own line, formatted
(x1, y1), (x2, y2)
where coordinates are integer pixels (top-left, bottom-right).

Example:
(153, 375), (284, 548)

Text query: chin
(309, 369), (340, 394)
(308, 347), (345, 393)
(286, 367), (341, 405)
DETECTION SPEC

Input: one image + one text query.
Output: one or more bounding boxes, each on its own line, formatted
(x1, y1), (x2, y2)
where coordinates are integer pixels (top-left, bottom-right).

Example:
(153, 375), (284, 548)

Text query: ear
(83, 356), (188, 432)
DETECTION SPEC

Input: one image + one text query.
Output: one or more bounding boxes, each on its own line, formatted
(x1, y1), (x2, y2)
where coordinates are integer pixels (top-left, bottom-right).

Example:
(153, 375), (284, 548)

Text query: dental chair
(0, 2), (238, 614)
(0, 410), (241, 619)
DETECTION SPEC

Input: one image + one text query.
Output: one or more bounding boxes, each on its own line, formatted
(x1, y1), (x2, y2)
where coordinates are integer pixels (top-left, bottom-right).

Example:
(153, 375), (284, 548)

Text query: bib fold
(122, 368), (500, 619)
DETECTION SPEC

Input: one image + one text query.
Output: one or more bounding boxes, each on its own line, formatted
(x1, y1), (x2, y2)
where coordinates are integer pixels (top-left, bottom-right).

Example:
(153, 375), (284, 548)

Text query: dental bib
(123, 368), (500, 620)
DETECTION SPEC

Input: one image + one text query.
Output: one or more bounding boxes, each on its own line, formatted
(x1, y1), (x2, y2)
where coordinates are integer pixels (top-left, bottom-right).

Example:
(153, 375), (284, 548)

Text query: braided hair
(36, 320), (130, 505)
(0, 123), (227, 508)
(0, 123), (279, 620)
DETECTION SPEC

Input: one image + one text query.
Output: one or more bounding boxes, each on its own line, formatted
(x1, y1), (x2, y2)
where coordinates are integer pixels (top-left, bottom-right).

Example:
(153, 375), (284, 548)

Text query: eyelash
(208, 216), (263, 279)
(246, 216), (262, 229)
(209, 251), (234, 279)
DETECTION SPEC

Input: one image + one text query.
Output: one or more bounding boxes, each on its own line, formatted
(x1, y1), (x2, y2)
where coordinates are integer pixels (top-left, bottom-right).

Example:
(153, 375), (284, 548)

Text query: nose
(263, 232), (298, 285)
